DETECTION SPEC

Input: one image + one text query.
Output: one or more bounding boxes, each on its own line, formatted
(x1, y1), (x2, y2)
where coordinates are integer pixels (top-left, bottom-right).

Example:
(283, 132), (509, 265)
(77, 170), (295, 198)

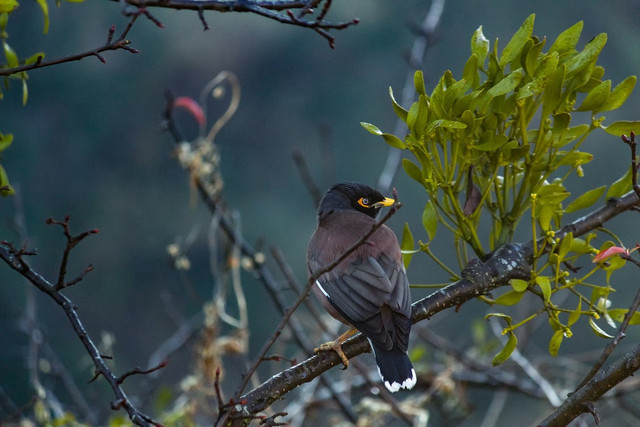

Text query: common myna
(307, 182), (416, 393)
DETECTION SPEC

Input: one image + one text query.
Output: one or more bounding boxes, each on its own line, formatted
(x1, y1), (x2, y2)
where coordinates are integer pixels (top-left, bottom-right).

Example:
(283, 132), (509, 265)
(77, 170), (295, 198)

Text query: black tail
(371, 343), (416, 392)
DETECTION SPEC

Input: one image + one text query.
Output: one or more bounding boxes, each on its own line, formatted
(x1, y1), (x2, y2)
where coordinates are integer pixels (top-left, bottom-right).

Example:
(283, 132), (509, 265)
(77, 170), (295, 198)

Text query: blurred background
(2, 0), (640, 425)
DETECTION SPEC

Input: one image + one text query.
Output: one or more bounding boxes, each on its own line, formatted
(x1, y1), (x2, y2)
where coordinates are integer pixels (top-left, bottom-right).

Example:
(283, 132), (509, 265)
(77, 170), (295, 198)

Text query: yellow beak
(372, 197), (395, 208)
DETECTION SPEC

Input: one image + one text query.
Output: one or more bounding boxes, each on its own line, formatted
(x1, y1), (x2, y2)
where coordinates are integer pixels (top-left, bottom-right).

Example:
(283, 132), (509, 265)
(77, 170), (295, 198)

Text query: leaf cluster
(364, 14), (639, 362)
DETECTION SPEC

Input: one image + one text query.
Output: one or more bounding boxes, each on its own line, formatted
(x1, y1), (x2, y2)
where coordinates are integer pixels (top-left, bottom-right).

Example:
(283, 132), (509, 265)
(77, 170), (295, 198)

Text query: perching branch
(232, 189), (640, 418)
(0, 18), (140, 78)
(0, 219), (163, 427)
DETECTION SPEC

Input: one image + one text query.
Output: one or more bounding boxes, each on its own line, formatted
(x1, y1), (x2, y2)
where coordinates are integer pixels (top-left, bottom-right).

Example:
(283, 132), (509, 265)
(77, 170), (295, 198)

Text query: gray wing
(314, 254), (412, 352)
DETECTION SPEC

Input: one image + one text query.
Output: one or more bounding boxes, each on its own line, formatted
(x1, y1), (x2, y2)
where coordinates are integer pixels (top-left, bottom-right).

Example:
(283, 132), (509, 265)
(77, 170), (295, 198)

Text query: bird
(307, 182), (416, 393)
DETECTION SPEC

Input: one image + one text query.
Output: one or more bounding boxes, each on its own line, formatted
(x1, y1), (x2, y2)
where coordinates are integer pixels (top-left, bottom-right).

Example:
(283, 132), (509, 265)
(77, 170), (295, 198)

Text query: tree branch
(233, 189), (640, 417)
(0, 19), (139, 78)
(0, 222), (162, 427)
(120, 0), (359, 48)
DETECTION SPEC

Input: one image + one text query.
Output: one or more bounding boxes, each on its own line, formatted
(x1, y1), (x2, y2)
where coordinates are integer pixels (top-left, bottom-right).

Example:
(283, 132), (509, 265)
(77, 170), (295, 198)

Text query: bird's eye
(358, 197), (370, 208)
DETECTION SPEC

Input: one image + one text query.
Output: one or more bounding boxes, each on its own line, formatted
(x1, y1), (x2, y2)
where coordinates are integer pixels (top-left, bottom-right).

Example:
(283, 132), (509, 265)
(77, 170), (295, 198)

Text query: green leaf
(564, 33), (607, 78)
(608, 308), (640, 325)
(510, 278), (529, 292)
(565, 185), (606, 213)
(557, 232), (573, 260)
(401, 222), (415, 269)
(535, 276), (551, 302)
(471, 26), (490, 66)
(485, 313), (518, 366)
(488, 68), (525, 97)
(0, 164), (14, 196)
(0, 0), (19, 13)
(542, 65), (565, 118)
(389, 86), (408, 122)
(588, 316), (615, 339)
(422, 200), (437, 241)
(568, 298), (582, 327)
(361, 122), (382, 136)
(424, 119), (466, 136)
(549, 21), (583, 54)
(382, 133), (406, 150)
(606, 166), (632, 198)
(548, 330), (564, 357)
(3, 41), (18, 68)
(499, 14), (535, 67)
(402, 158), (422, 184)
(414, 70), (426, 96)
(494, 290), (526, 306)
(576, 79), (611, 112)
(599, 76), (636, 112)
(35, 0), (49, 33)
(0, 132), (13, 152)
(518, 51), (559, 99)
(474, 133), (508, 151)
(24, 52), (45, 66)
(361, 122), (407, 149)
(603, 120), (640, 136)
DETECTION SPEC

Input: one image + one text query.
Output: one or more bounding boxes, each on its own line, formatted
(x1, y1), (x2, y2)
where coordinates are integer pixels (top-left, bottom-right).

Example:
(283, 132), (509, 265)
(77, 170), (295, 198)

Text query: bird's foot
(314, 340), (350, 369)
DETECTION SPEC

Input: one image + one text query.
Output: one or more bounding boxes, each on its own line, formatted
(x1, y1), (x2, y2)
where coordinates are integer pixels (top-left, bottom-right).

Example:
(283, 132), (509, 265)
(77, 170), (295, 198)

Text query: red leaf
(173, 96), (206, 127)
(593, 246), (628, 263)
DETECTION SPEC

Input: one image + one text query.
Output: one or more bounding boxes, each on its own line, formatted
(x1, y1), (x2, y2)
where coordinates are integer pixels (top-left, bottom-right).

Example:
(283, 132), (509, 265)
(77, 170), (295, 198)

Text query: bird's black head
(318, 182), (395, 220)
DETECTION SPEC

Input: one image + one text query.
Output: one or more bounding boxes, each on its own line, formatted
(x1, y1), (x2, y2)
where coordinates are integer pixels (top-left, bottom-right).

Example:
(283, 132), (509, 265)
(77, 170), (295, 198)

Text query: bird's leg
(314, 327), (358, 369)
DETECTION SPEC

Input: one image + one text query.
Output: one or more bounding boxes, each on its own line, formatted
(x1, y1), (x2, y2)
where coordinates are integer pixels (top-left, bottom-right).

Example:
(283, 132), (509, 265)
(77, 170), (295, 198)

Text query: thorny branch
(0, 219), (164, 427)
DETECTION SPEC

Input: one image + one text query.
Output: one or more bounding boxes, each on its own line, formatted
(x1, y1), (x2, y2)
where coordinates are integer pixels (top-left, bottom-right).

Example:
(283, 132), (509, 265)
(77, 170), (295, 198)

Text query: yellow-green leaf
(565, 185), (606, 213)
(471, 26), (489, 65)
(599, 76), (636, 112)
(414, 70), (426, 96)
(389, 86), (408, 122)
(488, 68), (525, 97)
(0, 0), (19, 13)
(494, 290), (526, 306)
(535, 276), (551, 302)
(422, 200), (437, 241)
(0, 132), (13, 152)
(549, 21), (583, 54)
(568, 298), (582, 327)
(3, 41), (18, 67)
(548, 330), (564, 357)
(499, 14), (535, 67)
(576, 79), (611, 112)
(510, 278), (529, 292)
(401, 222), (414, 269)
(0, 164), (15, 196)
(35, 0), (49, 33)
(603, 120), (640, 136)
(402, 158), (422, 184)
(606, 166), (632, 198)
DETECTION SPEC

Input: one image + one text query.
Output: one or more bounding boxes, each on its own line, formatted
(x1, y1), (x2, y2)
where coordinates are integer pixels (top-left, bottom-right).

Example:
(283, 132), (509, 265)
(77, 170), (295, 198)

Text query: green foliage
(365, 14), (639, 364)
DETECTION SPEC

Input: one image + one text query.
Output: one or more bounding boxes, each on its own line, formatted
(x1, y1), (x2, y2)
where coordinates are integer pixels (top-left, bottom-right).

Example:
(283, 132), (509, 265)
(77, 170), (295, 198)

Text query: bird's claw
(314, 341), (350, 369)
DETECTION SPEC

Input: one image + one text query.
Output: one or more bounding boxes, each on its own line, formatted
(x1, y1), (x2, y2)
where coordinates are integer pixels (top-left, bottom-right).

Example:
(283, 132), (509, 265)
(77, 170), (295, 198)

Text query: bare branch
(0, 19), (139, 78)
(119, 0), (358, 48)
(0, 225), (161, 427)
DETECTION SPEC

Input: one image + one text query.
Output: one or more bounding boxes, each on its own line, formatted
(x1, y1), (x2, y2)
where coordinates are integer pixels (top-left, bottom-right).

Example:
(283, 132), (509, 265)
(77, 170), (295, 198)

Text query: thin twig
(0, 228), (161, 426)
(571, 258), (640, 392)
(0, 19), (139, 78)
